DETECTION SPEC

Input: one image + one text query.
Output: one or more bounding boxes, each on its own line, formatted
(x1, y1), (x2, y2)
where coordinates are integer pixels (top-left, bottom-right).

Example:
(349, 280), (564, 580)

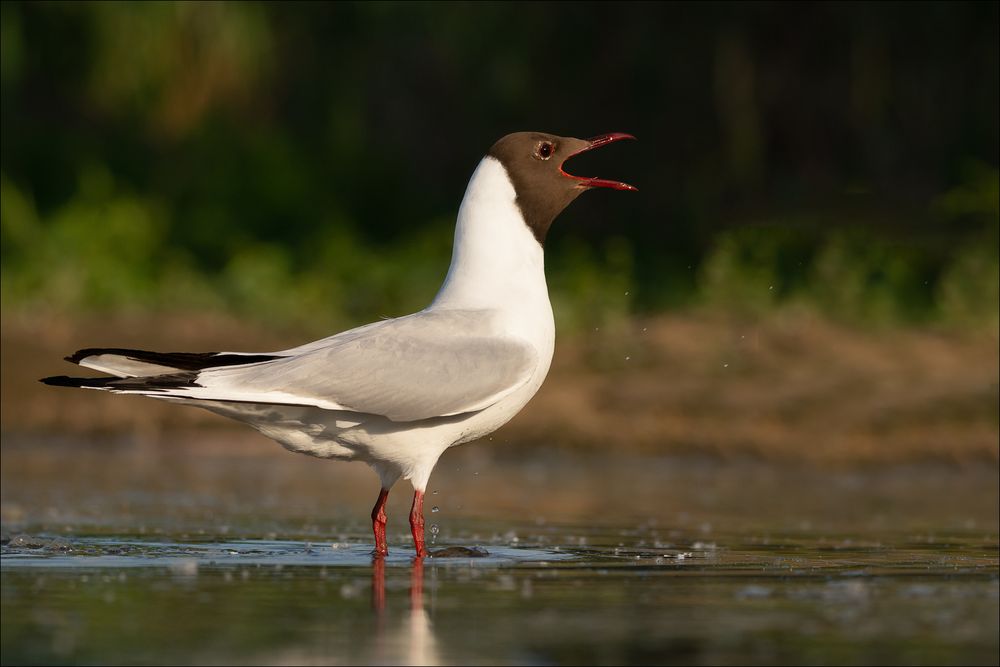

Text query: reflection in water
(372, 556), (440, 666)
(372, 556), (386, 613)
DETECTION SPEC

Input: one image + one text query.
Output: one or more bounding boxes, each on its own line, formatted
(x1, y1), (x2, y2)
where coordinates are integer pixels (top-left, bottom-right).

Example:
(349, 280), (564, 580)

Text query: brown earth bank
(2, 309), (997, 466)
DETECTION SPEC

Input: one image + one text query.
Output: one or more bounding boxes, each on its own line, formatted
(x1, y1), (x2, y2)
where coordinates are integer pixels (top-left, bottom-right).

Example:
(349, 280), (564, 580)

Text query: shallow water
(2, 436), (998, 665)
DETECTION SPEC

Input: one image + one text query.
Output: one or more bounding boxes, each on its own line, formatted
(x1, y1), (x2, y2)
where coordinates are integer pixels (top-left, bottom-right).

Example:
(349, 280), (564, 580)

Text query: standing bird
(42, 131), (637, 557)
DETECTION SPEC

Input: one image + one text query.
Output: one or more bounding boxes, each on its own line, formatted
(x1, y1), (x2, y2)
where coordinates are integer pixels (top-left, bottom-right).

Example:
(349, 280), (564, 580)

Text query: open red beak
(560, 132), (638, 191)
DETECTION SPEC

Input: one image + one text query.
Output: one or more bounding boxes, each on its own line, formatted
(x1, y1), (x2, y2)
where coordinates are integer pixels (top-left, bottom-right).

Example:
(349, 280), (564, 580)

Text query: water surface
(2, 436), (998, 665)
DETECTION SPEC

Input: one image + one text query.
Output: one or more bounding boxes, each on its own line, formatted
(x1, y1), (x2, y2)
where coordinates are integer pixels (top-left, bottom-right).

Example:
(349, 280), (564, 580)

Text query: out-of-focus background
(2, 5), (998, 665)
(1, 1), (998, 461)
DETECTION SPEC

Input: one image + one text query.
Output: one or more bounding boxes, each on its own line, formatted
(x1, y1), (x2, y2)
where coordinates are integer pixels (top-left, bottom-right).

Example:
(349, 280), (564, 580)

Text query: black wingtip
(62, 347), (280, 370)
(40, 372), (201, 392)
(40, 375), (114, 388)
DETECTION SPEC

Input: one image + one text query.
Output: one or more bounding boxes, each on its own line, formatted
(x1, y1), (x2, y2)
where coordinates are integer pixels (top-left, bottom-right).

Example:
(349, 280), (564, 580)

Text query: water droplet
(625, 356), (631, 361)
(430, 524), (440, 535)
(723, 363), (729, 368)
(432, 490), (438, 495)
(624, 291), (630, 296)
(431, 506), (440, 513)
(768, 285), (774, 290)
(642, 327), (647, 332)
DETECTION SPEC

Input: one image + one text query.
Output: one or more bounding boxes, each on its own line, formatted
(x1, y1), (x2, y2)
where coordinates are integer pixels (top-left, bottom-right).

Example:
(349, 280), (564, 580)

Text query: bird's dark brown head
(487, 131), (637, 244)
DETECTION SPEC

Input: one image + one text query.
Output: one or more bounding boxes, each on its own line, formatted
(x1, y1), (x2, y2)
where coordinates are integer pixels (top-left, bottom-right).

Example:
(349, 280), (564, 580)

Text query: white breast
(431, 157), (553, 345)
(427, 155), (556, 437)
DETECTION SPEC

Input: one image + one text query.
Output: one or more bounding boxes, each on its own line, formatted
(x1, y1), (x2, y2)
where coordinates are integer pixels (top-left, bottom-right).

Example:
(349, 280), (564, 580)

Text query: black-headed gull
(43, 131), (637, 557)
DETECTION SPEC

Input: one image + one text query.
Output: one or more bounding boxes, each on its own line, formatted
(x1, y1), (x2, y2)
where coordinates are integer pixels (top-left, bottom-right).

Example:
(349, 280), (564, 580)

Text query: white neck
(430, 157), (549, 317)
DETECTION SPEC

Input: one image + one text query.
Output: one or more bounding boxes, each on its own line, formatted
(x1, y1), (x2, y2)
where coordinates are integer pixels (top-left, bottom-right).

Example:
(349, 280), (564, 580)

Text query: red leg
(409, 490), (430, 558)
(371, 487), (390, 557)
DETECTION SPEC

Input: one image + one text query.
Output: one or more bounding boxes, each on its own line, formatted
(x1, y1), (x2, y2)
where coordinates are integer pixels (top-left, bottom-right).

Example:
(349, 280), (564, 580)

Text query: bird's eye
(537, 142), (554, 160)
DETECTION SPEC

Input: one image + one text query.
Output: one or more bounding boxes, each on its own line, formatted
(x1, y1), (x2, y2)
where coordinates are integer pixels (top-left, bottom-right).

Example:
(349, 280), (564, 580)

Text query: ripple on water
(1, 535), (578, 569)
(3, 531), (996, 578)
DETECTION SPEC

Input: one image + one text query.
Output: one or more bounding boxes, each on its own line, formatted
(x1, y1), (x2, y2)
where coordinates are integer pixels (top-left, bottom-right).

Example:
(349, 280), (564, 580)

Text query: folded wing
(44, 310), (538, 423)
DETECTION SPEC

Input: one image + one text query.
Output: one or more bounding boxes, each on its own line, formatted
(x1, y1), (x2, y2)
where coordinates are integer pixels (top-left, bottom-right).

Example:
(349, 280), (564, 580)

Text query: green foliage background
(1, 2), (997, 333)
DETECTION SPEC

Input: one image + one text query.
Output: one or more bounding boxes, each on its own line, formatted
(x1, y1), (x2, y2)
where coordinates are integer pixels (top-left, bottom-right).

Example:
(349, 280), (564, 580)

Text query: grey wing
(142, 311), (539, 422)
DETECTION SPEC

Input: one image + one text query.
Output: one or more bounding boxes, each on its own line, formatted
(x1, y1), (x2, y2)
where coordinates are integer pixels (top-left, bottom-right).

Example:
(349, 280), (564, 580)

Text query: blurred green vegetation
(1, 2), (997, 334)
